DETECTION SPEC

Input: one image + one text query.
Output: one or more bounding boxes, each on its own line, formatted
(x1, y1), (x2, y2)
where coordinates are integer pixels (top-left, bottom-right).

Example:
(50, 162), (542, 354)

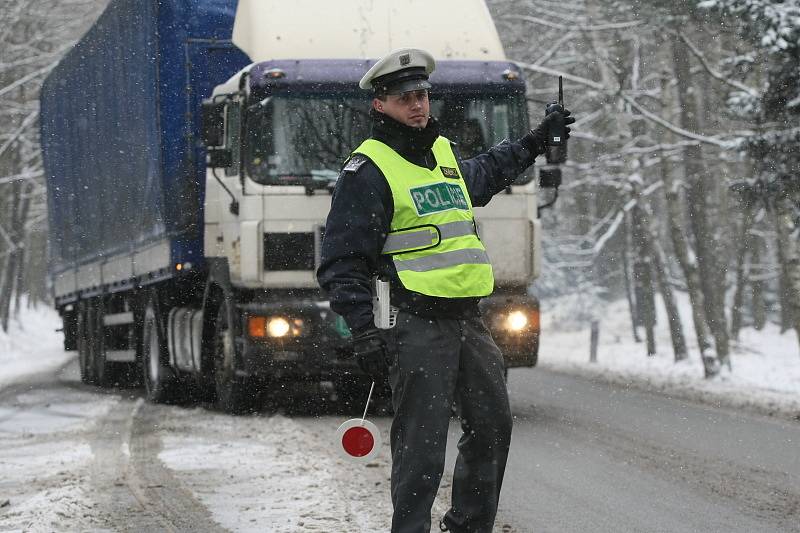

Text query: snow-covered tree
(488, 0), (800, 372)
(0, 0), (108, 330)
(697, 0), (800, 353)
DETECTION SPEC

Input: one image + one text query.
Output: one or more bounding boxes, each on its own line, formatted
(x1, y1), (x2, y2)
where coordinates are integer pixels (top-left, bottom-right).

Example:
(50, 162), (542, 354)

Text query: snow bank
(0, 483), (103, 533)
(0, 440), (101, 533)
(539, 295), (800, 418)
(0, 302), (69, 389)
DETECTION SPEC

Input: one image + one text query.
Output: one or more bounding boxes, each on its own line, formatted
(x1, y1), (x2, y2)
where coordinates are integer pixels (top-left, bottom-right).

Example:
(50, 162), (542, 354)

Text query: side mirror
(539, 167), (562, 189)
(201, 99), (226, 147)
(207, 147), (233, 168)
(537, 166), (561, 214)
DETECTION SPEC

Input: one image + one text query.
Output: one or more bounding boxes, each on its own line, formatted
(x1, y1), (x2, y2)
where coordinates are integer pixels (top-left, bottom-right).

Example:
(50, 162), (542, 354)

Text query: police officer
(317, 48), (574, 533)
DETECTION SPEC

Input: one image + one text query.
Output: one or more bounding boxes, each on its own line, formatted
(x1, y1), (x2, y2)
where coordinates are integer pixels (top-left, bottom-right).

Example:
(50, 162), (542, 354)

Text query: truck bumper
(235, 292), (540, 380)
(235, 300), (357, 381)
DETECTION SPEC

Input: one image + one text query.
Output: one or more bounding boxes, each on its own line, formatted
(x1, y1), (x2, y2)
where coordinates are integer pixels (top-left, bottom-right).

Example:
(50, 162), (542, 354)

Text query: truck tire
(62, 309), (77, 351)
(213, 299), (253, 414)
(142, 298), (176, 403)
(77, 302), (96, 384)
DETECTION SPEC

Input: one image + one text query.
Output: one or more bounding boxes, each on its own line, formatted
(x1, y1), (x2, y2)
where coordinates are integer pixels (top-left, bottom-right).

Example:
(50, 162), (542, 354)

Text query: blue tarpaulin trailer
(42, 0), (248, 305)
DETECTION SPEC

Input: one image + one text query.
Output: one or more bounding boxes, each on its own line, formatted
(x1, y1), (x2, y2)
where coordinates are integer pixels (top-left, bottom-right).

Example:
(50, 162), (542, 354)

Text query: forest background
(0, 0), (798, 378)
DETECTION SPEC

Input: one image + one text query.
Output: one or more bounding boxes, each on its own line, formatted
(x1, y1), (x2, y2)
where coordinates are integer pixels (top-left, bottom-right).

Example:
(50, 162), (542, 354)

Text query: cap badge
(399, 53), (411, 66)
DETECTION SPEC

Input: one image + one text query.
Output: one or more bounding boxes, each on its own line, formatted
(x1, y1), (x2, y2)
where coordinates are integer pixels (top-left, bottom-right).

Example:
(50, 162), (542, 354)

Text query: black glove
(522, 106), (575, 156)
(350, 327), (389, 381)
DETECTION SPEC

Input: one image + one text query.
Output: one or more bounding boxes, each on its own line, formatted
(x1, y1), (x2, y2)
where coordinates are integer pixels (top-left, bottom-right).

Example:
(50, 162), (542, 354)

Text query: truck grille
(263, 232), (315, 271)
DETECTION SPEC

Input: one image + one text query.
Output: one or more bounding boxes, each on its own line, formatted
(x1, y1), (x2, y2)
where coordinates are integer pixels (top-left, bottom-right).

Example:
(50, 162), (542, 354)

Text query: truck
(41, 0), (547, 413)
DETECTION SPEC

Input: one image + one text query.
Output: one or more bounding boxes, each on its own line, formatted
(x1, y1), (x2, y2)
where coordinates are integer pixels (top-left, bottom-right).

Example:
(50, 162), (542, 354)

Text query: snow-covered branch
(0, 45), (71, 73)
(591, 181), (664, 257)
(533, 31), (577, 66)
(0, 60), (59, 98)
(0, 110), (38, 159)
(672, 31), (759, 98)
(517, 60), (733, 149)
(506, 14), (645, 32)
(620, 94), (730, 148)
(0, 221), (19, 251)
(619, 140), (702, 154)
(513, 62), (606, 91)
(0, 169), (43, 185)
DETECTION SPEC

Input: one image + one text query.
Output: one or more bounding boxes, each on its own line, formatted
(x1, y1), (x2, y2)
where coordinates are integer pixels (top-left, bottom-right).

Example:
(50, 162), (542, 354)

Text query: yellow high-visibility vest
(353, 136), (494, 298)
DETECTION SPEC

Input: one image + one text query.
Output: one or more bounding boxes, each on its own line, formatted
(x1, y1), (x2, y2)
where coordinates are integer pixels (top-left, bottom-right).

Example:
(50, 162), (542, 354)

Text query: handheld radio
(545, 76), (567, 165)
(539, 76), (568, 209)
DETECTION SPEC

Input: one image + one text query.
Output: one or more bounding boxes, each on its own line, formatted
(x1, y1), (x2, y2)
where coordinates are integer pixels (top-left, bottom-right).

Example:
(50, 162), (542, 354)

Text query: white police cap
(359, 48), (436, 94)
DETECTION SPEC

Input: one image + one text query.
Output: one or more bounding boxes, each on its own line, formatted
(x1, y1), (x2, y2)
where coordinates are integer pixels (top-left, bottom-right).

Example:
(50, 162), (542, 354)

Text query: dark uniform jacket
(316, 110), (539, 333)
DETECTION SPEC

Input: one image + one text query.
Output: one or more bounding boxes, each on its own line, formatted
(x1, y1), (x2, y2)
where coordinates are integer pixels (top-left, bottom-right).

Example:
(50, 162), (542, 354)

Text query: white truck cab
(199, 0), (545, 410)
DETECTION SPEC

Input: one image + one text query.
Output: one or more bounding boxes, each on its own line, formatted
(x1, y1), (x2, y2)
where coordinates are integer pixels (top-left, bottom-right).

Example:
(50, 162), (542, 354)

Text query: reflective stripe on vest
(381, 220), (478, 254)
(354, 136), (494, 298)
(393, 248), (491, 272)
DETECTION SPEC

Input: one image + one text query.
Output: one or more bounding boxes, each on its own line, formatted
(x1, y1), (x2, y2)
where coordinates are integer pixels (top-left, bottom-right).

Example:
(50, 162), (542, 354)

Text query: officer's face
(374, 90), (430, 129)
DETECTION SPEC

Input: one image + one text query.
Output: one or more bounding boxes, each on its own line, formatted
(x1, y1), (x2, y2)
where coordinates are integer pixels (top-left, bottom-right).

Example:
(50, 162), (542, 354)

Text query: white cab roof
(232, 0), (506, 62)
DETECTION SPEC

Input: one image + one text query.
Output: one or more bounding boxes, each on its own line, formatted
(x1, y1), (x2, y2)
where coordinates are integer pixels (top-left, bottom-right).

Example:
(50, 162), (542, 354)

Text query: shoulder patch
(440, 166), (460, 179)
(342, 155), (368, 173)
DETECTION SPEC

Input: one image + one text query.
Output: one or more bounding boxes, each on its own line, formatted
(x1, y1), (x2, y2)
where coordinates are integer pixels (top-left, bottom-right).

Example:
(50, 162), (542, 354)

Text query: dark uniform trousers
(385, 311), (513, 533)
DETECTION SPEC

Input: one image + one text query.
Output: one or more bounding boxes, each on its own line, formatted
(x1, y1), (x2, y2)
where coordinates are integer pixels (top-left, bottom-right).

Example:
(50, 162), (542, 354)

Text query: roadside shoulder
(539, 360), (800, 422)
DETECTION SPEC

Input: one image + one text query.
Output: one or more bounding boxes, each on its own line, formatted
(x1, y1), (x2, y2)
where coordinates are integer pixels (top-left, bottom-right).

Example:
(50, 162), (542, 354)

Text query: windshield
(244, 93), (527, 186)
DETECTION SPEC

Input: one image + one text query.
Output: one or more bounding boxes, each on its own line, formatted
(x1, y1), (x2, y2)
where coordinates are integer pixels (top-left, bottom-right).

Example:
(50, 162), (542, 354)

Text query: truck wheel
(213, 299), (252, 414)
(77, 302), (96, 384)
(142, 299), (175, 403)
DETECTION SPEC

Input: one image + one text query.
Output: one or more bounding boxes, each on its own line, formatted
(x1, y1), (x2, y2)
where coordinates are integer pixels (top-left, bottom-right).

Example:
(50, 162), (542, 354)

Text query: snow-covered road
(500, 369), (800, 532)
(1, 302), (799, 532)
(2, 357), (799, 532)
(0, 360), (469, 532)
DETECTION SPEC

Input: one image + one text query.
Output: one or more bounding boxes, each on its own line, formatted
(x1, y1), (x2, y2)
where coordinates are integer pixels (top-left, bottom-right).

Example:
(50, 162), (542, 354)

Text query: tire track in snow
(88, 397), (228, 532)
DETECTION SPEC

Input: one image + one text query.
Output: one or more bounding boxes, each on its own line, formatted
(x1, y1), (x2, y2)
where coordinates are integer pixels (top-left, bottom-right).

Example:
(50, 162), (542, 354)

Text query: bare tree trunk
(12, 246), (26, 319)
(659, 153), (716, 375)
(11, 182), (31, 318)
(773, 194), (800, 355)
(24, 227), (49, 307)
(730, 198), (756, 340)
(0, 254), (9, 332)
(671, 31), (730, 371)
(652, 239), (689, 361)
(631, 202), (657, 356)
(775, 230), (795, 334)
(657, 64), (716, 372)
(0, 181), (22, 332)
(751, 234), (767, 331)
(623, 211), (642, 342)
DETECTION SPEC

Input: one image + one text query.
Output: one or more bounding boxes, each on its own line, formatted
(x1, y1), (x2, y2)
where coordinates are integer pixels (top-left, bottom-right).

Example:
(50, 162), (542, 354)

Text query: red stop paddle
(335, 381), (382, 462)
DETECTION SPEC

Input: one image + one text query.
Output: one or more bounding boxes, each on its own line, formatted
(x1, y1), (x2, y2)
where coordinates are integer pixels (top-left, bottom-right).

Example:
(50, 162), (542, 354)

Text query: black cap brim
(384, 78), (432, 95)
(372, 66), (432, 95)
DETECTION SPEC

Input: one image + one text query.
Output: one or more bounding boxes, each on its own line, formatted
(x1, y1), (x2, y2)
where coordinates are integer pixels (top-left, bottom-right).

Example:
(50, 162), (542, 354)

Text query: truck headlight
(498, 309), (539, 333)
(506, 311), (529, 331)
(248, 315), (304, 338)
(267, 317), (291, 337)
